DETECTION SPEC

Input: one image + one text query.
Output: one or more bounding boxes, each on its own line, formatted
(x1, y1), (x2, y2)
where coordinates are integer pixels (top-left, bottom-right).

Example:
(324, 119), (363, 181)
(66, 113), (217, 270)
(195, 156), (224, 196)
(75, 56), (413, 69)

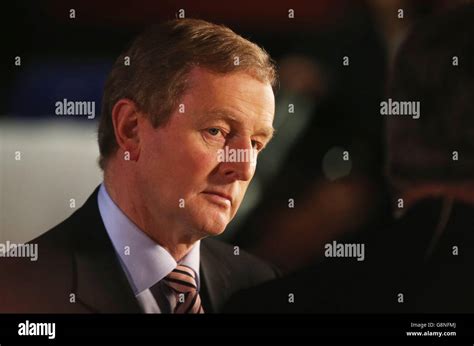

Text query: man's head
(98, 19), (276, 247)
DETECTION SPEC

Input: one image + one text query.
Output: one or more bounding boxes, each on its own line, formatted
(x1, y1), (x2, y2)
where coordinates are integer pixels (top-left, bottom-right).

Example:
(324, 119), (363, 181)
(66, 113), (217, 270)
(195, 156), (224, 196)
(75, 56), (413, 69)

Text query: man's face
(136, 67), (275, 238)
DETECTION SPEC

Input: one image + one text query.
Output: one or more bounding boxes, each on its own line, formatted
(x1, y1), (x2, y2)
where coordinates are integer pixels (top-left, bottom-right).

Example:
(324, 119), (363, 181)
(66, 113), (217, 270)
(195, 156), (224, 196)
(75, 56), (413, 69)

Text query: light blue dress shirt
(97, 183), (201, 313)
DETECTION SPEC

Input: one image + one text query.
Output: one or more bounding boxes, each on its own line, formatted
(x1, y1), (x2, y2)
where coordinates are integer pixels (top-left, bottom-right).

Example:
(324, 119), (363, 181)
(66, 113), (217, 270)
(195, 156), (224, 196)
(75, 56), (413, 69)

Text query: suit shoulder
(201, 237), (280, 284)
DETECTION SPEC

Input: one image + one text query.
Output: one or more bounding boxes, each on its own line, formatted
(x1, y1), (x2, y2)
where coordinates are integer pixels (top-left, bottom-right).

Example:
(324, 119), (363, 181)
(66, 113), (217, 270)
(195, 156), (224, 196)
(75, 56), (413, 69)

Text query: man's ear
(111, 99), (142, 162)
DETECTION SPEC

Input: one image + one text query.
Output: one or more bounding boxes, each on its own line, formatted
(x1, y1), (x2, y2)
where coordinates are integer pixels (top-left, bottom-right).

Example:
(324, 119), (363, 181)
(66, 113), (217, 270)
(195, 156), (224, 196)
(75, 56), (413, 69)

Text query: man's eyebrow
(254, 127), (276, 141)
(205, 109), (275, 141)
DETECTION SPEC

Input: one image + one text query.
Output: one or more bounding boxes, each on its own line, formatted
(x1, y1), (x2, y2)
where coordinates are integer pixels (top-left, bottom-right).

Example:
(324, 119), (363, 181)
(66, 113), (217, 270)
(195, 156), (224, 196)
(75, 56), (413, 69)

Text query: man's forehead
(186, 66), (273, 99)
(183, 67), (275, 134)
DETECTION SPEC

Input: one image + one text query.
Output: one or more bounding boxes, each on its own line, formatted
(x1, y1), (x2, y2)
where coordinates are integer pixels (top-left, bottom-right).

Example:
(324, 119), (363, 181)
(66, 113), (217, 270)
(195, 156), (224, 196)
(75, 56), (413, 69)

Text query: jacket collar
(70, 186), (141, 313)
(199, 240), (231, 313)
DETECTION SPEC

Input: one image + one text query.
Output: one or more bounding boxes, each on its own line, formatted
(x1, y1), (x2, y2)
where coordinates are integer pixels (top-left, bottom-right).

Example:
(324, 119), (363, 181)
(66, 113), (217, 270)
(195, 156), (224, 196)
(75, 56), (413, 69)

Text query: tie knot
(163, 264), (198, 293)
(162, 264), (204, 313)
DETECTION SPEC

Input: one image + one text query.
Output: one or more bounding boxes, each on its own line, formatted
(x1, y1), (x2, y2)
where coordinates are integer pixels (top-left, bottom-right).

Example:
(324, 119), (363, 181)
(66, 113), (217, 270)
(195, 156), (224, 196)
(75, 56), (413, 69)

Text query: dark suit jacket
(225, 198), (474, 313)
(0, 186), (278, 313)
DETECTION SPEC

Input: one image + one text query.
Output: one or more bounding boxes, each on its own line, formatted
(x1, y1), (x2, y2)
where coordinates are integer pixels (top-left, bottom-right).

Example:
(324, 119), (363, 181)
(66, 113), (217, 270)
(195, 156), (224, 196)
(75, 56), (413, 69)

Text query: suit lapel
(199, 240), (231, 313)
(70, 186), (141, 313)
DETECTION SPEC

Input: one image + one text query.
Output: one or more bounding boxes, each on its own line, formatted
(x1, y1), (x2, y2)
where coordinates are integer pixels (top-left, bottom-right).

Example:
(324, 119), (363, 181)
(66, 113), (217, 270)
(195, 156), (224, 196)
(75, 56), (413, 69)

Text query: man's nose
(218, 138), (256, 182)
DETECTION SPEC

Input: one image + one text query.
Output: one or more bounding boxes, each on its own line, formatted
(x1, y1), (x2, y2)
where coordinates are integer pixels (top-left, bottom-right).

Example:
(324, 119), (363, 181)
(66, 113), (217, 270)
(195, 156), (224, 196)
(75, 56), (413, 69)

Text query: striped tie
(162, 264), (204, 314)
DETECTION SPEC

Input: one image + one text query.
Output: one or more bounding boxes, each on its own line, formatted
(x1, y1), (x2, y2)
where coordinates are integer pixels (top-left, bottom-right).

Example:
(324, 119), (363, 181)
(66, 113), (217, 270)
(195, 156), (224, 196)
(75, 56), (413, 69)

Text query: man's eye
(251, 140), (263, 151)
(208, 128), (221, 136)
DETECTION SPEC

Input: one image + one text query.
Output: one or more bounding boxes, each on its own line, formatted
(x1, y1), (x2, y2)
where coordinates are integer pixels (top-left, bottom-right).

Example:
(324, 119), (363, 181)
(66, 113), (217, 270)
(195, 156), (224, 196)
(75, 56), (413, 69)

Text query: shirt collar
(97, 183), (200, 296)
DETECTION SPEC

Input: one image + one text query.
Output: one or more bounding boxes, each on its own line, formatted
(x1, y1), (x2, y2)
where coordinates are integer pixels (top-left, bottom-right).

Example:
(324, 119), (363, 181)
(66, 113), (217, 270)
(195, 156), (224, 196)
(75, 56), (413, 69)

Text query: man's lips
(201, 191), (233, 206)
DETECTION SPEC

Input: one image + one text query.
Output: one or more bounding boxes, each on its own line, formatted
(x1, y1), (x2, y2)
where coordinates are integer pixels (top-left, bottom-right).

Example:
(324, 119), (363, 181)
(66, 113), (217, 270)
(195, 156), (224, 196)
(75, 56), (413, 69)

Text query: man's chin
(198, 224), (227, 237)
(187, 208), (233, 238)
(193, 218), (229, 238)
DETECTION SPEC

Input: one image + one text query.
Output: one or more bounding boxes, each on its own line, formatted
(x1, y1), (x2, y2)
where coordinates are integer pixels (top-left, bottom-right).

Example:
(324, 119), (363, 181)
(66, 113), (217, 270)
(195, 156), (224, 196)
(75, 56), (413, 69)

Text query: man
(0, 18), (279, 313)
(225, 4), (474, 313)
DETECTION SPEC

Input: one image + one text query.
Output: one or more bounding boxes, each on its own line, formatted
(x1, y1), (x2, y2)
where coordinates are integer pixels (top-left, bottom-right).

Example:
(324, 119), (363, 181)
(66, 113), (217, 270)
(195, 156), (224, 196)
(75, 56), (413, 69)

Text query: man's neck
(103, 176), (200, 261)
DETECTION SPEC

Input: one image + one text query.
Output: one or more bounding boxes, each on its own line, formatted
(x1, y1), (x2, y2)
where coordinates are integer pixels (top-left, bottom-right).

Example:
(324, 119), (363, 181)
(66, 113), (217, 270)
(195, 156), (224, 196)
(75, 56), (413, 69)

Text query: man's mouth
(201, 190), (232, 207)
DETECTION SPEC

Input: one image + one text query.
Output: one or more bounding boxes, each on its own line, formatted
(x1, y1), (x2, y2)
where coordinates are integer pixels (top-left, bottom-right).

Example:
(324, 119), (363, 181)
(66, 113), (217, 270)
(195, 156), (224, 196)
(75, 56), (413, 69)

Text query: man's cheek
(189, 150), (219, 171)
(250, 166), (257, 179)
